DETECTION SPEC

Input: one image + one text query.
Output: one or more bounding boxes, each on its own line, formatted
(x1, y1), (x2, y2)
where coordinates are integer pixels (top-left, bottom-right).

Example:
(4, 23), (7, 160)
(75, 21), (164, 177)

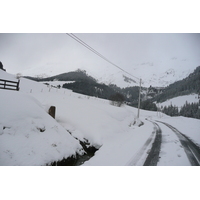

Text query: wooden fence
(0, 79), (20, 91)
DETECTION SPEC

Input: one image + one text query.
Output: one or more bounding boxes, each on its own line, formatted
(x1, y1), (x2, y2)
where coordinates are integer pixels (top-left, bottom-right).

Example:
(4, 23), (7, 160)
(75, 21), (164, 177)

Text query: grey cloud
(0, 33), (199, 76)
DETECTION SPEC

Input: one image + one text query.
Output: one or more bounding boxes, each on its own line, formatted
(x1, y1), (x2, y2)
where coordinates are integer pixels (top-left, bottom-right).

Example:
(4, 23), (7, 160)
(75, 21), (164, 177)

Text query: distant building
(147, 85), (164, 98)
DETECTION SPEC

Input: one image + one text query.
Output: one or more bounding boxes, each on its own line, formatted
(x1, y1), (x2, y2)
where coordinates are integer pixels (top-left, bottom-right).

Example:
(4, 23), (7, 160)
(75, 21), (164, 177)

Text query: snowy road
(127, 121), (161, 166)
(143, 122), (162, 166)
(157, 121), (200, 166)
(132, 120), (200, 166)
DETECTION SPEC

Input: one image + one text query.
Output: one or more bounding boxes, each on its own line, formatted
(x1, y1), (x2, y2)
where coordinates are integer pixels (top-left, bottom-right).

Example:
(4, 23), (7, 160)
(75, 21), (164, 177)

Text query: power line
(66, 33), (140, 82)
(66, 33), (142, 118)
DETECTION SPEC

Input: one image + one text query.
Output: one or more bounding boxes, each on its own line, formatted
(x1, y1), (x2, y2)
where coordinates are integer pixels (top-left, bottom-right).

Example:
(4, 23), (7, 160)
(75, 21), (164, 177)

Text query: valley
(0, 68), (200, 166)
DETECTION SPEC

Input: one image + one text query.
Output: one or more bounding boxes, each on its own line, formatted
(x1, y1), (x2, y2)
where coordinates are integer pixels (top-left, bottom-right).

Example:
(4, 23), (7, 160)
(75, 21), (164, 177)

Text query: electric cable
(66, 33), (143, 118)
(66, 33), (141, 83)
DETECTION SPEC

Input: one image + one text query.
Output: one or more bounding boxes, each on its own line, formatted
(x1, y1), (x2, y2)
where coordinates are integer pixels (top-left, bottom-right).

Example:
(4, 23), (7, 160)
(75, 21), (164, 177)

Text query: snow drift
(0, 71), (83, 165)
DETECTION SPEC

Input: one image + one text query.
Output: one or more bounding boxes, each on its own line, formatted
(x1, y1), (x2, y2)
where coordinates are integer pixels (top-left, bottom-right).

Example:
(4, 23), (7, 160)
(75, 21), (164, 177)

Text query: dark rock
(48, 106), (56, 119)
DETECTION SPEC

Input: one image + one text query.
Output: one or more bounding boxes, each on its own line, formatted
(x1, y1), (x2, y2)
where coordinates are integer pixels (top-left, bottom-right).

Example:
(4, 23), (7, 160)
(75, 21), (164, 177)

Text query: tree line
(162, 101), (200, 119)
(154, 66), (200, 103)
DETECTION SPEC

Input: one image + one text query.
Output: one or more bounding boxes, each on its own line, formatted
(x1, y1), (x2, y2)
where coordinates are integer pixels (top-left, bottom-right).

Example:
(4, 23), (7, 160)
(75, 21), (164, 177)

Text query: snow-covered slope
(0, 71), (82, 166)
(1, 70), (200, 166)
(0, 90), (83, 166)
(20, 61), (196, 88)
(143, 67), (192, 87)
(159, 94), (199, 109)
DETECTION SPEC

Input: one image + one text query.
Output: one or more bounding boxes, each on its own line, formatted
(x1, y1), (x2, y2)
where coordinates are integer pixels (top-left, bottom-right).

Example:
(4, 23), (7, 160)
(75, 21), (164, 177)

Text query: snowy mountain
(24, 66), (200, 107)
(144, 68), (191, 87)
(92, 61), (197, 88)
(19, 60), (197, 88)
(1, 69), (200, 166)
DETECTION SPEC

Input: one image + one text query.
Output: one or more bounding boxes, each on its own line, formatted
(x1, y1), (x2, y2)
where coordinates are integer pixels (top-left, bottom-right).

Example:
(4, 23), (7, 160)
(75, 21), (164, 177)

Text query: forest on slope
(154, 66), (200, 103)
(24, 66), (200, 119)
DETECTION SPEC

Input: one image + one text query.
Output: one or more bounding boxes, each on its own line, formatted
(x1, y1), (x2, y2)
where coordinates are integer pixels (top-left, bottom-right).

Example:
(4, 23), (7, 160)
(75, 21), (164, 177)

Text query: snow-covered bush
(109, 93), (125, 107)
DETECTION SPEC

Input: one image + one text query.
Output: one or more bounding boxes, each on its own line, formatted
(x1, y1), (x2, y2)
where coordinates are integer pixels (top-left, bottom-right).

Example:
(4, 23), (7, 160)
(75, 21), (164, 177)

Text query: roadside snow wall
(0, 90), (83, 166)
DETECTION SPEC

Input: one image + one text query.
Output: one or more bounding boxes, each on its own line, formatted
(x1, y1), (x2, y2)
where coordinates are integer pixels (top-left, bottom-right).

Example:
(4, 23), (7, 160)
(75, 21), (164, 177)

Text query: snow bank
(0, 69), (17, 81)
(0, 89), (82, 166)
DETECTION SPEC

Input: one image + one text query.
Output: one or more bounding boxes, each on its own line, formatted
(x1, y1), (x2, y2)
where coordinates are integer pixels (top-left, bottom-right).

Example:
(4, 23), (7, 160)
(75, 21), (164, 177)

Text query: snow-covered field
(159, 93), (199, 109)
(41, 80), (75, 88)
(0, 70), (200, 166)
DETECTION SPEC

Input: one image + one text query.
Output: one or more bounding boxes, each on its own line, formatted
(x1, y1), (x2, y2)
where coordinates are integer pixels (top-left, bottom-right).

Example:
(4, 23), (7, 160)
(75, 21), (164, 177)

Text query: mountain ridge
(23, 66), (200, 110)
(22, 64), (196, 88)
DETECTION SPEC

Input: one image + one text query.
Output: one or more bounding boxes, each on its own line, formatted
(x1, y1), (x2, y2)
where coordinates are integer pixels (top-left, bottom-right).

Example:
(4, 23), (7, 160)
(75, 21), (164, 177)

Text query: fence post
(48, 106), (56, 119)
(17, 80), (20, 91)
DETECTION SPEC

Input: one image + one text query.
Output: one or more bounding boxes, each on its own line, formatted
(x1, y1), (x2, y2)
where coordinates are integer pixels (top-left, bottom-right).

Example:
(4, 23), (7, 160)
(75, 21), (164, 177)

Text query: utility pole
(67, 33), (143, 118)
(137, 78), (142, 118)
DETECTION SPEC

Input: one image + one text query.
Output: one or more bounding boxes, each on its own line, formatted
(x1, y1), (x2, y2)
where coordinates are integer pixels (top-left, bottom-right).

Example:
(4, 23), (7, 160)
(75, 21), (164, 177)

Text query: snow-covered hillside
(0, 71), (83, 165)
(1, 70), (200, 166)
(84, 65), (193, 88)
(158, 94), (199, 110)
(20, 62), (196, 88)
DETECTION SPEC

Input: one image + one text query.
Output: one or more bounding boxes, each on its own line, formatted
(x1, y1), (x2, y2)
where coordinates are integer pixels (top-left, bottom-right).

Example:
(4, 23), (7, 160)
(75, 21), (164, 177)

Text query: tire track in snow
(127, 131), (155, 165)
(156, 121), (200, 166)
(143, 122), (162, 166)
(127, 121), (161, 166)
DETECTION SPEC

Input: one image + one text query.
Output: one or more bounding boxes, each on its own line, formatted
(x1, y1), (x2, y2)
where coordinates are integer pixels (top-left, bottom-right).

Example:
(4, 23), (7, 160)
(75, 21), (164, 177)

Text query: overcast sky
(0, 33), (200, 78)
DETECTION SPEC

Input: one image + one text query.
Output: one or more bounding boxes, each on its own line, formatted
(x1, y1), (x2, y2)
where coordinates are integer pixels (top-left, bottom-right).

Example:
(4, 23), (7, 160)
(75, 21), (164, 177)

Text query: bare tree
(109, 93), (125, 107)
(0, 61), (6, 71)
